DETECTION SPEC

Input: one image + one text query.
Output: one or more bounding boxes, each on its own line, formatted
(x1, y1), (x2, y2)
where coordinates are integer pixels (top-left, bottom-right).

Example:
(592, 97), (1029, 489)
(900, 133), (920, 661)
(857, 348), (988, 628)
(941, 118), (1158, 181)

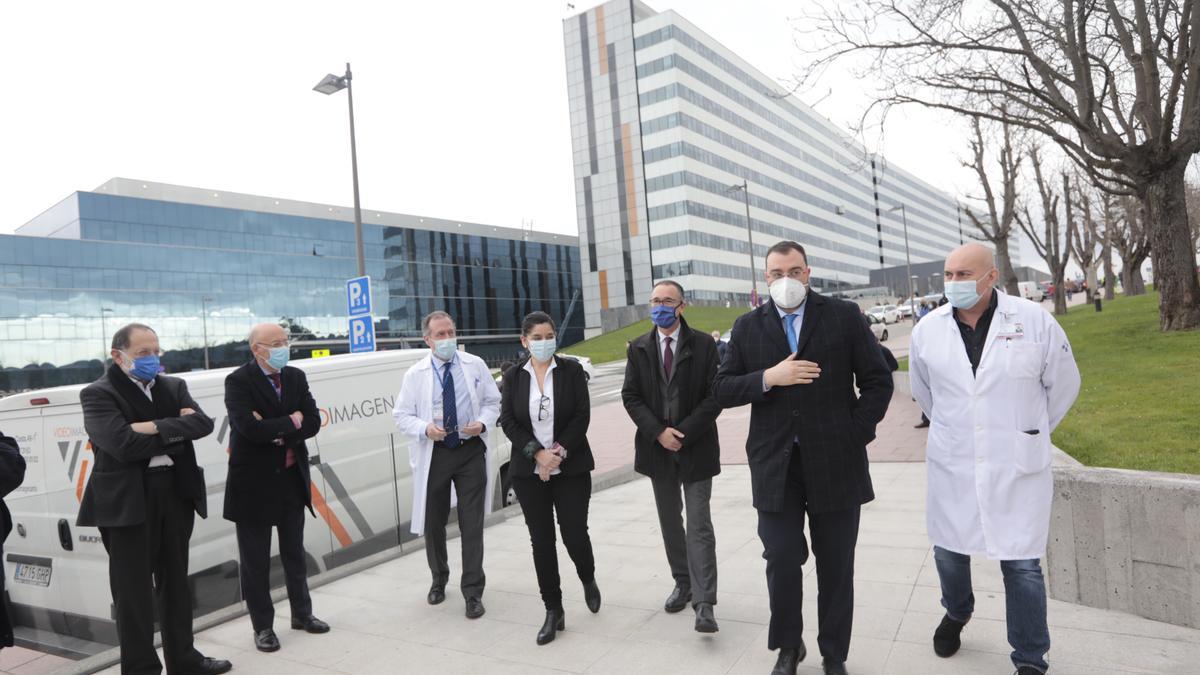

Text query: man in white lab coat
(910, 243), (1080, 675)
(393, 311), (501, 620)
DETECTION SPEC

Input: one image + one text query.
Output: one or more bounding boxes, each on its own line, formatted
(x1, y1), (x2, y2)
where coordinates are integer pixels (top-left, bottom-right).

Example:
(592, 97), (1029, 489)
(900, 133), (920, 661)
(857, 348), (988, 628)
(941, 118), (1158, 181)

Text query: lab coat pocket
(1006, 341), (1044, 379)
(1013, 431), (1050, 474)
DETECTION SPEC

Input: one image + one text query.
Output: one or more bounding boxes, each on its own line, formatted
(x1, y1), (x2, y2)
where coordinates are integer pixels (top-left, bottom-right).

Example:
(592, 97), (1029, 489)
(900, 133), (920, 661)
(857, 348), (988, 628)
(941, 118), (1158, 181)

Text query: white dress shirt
(523, 358), (558, 475)
(129, 376), (174, 468)
(656, 324), (681, 373)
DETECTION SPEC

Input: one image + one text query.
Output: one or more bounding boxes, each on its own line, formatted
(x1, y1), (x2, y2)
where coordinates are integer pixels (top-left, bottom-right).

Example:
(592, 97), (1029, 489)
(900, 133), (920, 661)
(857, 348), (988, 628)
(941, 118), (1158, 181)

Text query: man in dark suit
(713, 242), (893, 675)
(0, 431), (26, 650)
(224, 323), (328, 652)
(623, 280), (723, 633)
(77, 323), (231, 675)
(712, 330), (728, 363)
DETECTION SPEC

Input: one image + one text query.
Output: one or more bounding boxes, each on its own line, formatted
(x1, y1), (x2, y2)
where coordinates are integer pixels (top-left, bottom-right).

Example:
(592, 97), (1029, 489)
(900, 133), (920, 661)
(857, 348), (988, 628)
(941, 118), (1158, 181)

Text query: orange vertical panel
(596, 6), (608, 75)
(598, 270), (610, 310)
(622, 123), (639, 236)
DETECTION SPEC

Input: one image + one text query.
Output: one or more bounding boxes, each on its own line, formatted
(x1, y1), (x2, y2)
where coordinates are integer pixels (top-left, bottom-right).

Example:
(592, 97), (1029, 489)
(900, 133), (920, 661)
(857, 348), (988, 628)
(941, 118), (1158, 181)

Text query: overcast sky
(0, 0), (1044, 268)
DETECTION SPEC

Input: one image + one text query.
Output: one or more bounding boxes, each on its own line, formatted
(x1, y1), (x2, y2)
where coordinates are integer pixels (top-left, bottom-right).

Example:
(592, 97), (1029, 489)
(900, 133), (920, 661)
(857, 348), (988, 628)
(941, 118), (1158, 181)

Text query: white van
(0, 350), (512, 649)
(1018, 281), (1045, 302)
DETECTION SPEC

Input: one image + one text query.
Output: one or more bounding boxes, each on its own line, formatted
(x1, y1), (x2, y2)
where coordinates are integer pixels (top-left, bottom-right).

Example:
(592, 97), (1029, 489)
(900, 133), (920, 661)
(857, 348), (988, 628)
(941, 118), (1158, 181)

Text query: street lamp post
(888, 204), (918, 323)
(200, 296), (214, 370)
(99, 307), (114, 362)
(728, 180), (759, 306)
(314, 63), (366, 277)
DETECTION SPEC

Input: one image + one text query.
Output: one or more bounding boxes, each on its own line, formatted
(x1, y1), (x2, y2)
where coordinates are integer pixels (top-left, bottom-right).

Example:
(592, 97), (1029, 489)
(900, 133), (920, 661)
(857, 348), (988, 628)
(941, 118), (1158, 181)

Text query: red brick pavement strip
(590, 389), (927, 478)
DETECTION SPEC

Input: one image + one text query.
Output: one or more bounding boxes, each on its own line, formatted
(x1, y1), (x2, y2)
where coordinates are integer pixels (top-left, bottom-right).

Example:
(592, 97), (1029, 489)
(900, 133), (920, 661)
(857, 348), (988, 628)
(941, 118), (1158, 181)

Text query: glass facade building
(0, 178), (582, 394)
(564, 1), (1017, 332)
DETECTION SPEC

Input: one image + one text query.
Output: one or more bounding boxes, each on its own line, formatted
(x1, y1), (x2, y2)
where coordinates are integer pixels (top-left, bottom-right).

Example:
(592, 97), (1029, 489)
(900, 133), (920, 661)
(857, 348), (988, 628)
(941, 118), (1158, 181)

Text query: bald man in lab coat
(909, 243), (1080, 675)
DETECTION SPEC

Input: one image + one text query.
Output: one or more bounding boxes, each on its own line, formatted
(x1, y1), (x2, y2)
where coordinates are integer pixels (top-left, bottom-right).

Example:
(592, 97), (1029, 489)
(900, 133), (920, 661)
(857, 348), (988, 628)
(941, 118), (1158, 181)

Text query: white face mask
(769, 277), (807, 309)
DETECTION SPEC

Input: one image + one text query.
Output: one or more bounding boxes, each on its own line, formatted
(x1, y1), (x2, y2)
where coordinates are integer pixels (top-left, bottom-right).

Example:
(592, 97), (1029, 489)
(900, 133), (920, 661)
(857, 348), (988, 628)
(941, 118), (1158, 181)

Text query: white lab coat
(393, 351), (501, 536)
(910, 291), (1080, 560)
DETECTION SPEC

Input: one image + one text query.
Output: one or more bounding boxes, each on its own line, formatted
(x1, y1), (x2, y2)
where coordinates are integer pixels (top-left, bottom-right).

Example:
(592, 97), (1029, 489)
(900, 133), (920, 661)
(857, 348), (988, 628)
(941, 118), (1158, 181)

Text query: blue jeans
(933, 546), (1050, 673)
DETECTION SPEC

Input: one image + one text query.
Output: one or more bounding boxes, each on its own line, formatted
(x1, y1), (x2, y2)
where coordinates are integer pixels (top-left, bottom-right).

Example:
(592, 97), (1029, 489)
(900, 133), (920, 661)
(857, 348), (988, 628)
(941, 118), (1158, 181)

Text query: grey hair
(111, 323), (156, 351)
(422, 311), (454, 336)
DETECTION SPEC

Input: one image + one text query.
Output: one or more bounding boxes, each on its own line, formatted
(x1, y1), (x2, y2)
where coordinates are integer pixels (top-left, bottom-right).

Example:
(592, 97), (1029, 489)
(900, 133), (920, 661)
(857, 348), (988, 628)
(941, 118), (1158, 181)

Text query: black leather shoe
(253, 629), (279, 652)
(427, 584), (446, 605)
(536, 608), (565, 645)
(933, 614), (967, 657)
(187, 657), (234, 674)
(822, 659), (848, 675)
(914, 420), (930, 428)
(291, 615), (330, 634)
(583, 579), (602, 613)
(693, 602), (718, 633)
(465, 597), (486, 619)
(664, 584), (691, 613)
(771, 643), (805, 675)
(1014, 667), (1044, 675)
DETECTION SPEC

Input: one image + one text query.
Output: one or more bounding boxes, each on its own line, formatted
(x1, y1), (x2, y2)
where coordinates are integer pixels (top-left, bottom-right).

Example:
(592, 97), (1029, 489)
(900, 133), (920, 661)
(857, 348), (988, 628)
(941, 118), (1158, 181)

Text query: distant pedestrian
(910, 243), (1080, 675)
(711, 330), (728, 362)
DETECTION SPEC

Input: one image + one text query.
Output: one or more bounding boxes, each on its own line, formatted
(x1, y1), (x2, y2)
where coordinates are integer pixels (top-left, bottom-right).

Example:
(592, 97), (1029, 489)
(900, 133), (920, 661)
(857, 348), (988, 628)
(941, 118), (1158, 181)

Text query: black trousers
(512, 471), (595, 610)
(99, 471), (204, 675)
(756, 446), (861, 661)
(235, 466), (312, 632)
(424, 437), (487, 600)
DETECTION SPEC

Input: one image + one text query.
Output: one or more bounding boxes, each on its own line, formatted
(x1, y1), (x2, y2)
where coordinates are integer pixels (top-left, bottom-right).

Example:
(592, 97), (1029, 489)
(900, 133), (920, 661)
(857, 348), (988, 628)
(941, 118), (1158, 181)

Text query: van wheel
(501, 466), (516, 507)
(881, 329), (889, 342)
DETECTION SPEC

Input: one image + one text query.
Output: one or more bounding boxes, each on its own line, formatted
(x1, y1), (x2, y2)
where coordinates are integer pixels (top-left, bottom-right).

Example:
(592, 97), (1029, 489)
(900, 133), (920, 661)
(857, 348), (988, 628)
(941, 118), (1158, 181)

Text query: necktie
(662, 336), (674, 380)
(785, 314), (798, 354)
(442, 362), (460, 448)
(267, 372), (296, 467)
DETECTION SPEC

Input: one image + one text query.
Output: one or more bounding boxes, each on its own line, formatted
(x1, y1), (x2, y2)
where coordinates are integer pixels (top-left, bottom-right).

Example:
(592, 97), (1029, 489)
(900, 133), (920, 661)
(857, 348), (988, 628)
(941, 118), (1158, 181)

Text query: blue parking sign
(346, 276), (372, 317)
(348, 315), (376, 353)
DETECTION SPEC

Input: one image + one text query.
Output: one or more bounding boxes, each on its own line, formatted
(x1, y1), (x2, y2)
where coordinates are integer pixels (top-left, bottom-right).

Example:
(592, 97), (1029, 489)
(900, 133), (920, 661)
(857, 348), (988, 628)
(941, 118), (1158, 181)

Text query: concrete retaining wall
(1047, 465), (1200, 628)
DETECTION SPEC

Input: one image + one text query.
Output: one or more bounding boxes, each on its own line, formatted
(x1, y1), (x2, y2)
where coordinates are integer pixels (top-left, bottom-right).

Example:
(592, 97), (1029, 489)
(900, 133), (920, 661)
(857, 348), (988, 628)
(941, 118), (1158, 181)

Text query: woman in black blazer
(499, 311), (598, 645)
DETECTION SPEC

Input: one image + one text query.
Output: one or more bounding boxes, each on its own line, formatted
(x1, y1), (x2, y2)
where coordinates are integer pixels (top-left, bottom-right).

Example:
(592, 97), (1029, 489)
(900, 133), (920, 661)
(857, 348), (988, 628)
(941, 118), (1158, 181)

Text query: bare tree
(1070, 180), (1101, 303)
(1099, 193), (1118, 300)
(1112, 197), (1152, 296)
(800, 0), (1200, 330)
(961, 116), (1022, 295)
(1017, 147), (1074, 315)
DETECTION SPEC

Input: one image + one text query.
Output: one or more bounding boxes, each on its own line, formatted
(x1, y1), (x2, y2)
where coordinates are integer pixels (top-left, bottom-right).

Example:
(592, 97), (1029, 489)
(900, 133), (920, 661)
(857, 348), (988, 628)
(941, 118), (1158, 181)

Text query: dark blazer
(77, 365), (214, 527)
(222, 361), (321, 525)
(499, 356), (593, 477)
(0, 432), (26, 648)
(622, 317), (723, 482)
(712, 292), (894, 514)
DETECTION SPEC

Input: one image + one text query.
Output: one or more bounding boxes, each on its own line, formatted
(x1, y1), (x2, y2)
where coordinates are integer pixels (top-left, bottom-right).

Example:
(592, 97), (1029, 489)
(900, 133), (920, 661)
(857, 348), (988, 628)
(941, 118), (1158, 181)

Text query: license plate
(13, 562), (52, 587)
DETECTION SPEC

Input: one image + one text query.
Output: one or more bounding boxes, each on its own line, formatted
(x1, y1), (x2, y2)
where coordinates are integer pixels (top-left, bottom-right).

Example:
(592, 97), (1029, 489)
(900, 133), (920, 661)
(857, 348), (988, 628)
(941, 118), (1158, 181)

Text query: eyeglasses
(766, 268), (807, 282)
(537, 395), (551, 422)
(650, 298), (682, 308)
(122, 349), (164, 358)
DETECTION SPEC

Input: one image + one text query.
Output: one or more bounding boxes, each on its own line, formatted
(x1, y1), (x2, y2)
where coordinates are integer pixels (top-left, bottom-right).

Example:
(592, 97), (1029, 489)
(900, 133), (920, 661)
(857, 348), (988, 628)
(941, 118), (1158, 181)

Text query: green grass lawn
(1052, 293), (1200, 473)
(561, 306), (749, 364)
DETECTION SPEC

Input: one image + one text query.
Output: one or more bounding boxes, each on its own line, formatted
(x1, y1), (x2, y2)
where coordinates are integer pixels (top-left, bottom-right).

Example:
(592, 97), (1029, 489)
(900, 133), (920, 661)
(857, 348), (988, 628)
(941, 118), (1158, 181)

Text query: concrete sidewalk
(91, 462), (1200, 674)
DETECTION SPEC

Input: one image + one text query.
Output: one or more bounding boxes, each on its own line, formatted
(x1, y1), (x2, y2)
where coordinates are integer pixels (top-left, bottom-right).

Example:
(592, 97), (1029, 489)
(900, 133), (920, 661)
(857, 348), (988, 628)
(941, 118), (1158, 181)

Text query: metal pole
(345, 63), (365, 277)
(741, 180), (758, 305)
(900, 205), (917, 322)
(100, 308), (111, 362)
(201, 297), (212, 370)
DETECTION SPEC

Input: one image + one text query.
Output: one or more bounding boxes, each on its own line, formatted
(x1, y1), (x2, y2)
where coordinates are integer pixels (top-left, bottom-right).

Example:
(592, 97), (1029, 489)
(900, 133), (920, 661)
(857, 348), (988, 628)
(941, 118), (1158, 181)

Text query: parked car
(557, 353), (596, 381)
(866, 313), (889, 342)
(868, 305), (901, 324)
(0, 350), (514, 651)
(897, 303), (915, 319)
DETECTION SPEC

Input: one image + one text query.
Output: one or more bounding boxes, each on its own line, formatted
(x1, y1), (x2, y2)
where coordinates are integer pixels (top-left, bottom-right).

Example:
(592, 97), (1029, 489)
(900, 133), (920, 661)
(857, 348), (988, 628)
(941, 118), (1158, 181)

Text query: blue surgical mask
(124, 353), (160, 381)
(945, 280), (982, 309)
(650, 304), (679, 329)
(267, 346), (290, 371)
(528, 339), (557, 362)
(433, 338), (457, 361)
